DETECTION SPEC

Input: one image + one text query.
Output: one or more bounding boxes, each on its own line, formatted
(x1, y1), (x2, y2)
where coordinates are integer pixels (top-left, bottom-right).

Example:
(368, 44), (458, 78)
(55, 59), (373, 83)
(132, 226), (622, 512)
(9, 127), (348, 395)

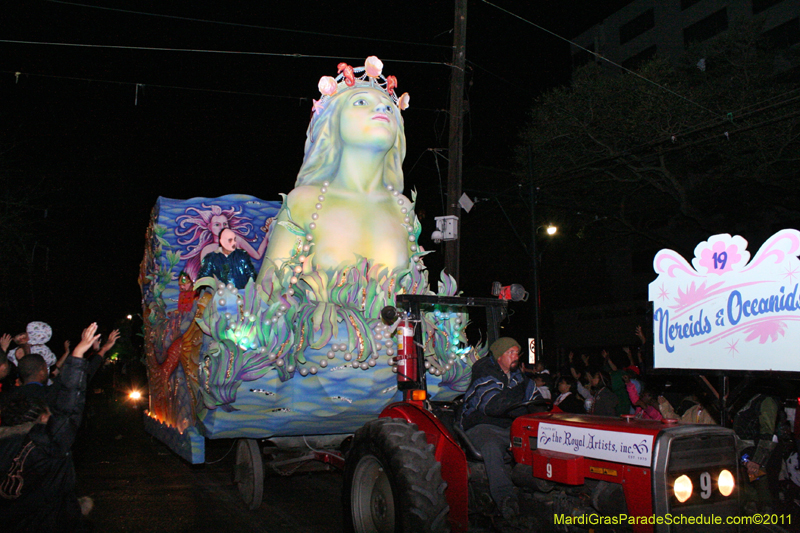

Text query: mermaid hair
(295, 88), (406, 191)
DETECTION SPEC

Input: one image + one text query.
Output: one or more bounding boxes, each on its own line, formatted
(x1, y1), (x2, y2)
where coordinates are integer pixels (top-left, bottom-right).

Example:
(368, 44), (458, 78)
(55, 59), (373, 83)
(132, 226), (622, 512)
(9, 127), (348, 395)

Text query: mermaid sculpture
(141, 57), (476, 442)
(258, 56), (415, 277)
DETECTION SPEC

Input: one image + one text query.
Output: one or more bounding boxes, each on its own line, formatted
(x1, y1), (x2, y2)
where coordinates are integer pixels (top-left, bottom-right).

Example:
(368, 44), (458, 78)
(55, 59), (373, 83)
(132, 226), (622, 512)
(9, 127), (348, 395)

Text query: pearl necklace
(296, 179), (420, 261)
(287, 180), (422, 285)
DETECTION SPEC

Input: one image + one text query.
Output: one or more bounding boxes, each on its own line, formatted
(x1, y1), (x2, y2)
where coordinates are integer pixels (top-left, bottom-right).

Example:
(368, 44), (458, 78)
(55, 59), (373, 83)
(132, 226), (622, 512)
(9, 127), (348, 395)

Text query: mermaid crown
(313, 56), (410, 115)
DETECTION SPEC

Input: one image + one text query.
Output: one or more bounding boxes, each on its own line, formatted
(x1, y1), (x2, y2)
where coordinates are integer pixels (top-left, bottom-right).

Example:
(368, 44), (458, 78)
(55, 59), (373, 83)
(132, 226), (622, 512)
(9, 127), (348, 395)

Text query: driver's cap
(490, 337), (520, 358)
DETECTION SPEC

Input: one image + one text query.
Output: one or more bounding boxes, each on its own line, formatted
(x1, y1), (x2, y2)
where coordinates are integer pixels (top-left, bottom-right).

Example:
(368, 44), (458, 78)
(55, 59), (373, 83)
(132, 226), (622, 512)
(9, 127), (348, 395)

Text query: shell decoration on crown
(312, 56), (410, 116)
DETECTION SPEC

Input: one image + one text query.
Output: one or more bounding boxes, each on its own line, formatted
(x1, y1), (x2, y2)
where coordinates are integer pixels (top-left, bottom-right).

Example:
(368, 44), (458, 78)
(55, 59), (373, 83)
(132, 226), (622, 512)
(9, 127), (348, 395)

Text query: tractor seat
(450, 421), (485, 462)
(431, 398), (485, 462)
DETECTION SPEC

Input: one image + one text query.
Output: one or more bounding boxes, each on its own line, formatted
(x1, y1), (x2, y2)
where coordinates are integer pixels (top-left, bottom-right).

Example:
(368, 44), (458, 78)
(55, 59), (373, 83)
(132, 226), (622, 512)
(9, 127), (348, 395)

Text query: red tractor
(341, 294), (744, 532)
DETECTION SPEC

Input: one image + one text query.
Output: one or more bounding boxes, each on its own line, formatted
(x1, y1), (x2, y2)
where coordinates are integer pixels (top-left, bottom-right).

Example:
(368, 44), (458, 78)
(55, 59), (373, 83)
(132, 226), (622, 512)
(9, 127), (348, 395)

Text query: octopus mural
(139, 58), (486, 455)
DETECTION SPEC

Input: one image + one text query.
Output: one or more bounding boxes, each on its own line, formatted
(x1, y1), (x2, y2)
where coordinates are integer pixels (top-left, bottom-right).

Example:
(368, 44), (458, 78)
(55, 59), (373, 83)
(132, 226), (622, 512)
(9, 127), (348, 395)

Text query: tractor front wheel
(343, 417), (450, 533)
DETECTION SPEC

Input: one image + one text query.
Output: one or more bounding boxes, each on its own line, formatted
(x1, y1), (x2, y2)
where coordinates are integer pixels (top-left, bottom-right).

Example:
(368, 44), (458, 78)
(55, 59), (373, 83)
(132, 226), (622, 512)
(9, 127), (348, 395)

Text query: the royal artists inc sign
(538, 423), (654, 466)
(649, 230), (800, 372)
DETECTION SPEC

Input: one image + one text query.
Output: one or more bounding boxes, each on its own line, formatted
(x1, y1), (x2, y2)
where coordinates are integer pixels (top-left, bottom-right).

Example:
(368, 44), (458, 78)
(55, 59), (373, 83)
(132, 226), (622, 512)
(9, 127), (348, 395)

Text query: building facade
(572, 0), (800, 69)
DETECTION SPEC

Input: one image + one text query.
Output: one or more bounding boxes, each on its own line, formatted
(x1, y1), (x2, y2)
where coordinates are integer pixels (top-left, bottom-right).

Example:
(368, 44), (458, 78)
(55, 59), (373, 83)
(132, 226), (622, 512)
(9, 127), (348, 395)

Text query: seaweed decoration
(194, 273), (299, 408)
(418, 303), (488, 393)
(397, 268), (487, 394)
(185, 190), (485, 410)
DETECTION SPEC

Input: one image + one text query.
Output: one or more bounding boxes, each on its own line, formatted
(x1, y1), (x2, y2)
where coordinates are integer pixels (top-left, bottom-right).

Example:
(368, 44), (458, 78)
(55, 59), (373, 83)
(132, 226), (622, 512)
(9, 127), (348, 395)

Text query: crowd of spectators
(1, 321), (120, 533)
(453, 319), (800, 524)
(520, 326), (800, 516)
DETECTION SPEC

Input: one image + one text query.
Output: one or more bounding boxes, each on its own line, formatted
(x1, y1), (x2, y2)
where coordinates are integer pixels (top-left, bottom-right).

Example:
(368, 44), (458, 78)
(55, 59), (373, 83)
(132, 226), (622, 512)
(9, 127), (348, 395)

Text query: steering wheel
(501, 398), (553, 417)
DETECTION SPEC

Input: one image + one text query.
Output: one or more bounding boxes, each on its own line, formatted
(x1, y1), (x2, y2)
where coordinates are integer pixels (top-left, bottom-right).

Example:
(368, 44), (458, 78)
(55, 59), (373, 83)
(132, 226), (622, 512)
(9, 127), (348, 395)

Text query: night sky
(1, 0), (632, 344)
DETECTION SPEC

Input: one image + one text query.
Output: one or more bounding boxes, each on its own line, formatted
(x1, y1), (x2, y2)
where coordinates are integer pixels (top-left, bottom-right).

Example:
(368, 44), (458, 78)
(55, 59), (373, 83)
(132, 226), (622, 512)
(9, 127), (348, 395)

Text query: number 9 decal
(546, 463), (553, 478)
(700, 472), (711, 499)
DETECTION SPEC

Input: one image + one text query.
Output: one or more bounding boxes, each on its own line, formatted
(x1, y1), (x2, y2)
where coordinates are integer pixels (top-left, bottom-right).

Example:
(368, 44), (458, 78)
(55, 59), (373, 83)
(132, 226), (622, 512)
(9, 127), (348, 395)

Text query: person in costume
(7, 322), (57, 369)
(176, 271), (196, 314)
(198, 227), (256, 290)
(175, 203), (271, 281)
(259, 57), (415, 278)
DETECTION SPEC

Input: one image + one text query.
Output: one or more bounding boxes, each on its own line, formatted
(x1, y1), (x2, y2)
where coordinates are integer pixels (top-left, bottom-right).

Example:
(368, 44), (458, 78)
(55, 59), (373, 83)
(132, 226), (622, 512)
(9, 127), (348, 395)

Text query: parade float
(138, 58), (483, 479)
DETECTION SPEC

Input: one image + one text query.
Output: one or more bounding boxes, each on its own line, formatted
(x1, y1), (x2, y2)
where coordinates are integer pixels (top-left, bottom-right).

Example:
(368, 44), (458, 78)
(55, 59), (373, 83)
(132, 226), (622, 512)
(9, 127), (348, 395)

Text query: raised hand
(73, 323), (102, 359)
(104, 329), (120, 349)
(99, 329), (121, 356)
(635, 325), (646, 343)
(0, 333), (11, 353)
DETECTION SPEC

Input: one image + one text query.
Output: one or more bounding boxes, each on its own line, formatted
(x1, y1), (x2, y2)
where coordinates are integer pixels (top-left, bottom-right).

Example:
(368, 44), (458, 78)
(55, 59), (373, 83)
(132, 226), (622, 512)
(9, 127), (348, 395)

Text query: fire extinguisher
(395, 314), (418, 383)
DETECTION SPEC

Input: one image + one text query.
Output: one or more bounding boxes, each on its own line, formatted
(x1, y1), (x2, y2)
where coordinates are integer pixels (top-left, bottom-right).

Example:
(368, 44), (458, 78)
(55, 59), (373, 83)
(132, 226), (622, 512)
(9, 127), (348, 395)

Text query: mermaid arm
(258, 190), (315, 277)
(235, 233), (265, 260)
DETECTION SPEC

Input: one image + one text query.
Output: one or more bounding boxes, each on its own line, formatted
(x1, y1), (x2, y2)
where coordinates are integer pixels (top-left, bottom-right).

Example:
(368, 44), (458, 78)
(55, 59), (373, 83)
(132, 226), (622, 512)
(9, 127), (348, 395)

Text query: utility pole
(528, 146), (541, 365)
(445, 0), (467, 286)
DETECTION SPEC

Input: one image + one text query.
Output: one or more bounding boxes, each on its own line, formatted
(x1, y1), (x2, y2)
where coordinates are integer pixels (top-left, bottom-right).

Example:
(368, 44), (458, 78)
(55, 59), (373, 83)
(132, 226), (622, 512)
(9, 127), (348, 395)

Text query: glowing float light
(673, 475), (693, 503)
(129, 390), (142, 400)
(718, 469), (735, 496)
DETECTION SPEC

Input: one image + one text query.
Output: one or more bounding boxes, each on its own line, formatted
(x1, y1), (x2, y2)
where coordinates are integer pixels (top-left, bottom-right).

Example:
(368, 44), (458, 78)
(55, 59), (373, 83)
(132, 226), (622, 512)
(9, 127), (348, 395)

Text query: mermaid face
(210, 215), (230, 236)
(339, 89), (397, 150)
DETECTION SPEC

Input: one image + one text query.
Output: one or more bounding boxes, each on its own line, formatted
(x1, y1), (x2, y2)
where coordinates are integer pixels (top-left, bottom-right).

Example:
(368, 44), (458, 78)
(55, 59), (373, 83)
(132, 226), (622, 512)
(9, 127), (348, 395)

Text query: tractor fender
(380, 402), (469, 533)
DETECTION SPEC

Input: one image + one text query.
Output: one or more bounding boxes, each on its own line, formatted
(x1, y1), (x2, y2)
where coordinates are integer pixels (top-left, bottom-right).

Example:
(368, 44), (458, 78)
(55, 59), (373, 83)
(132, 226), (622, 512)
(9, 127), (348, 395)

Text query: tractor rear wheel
(343, 417), (450, 533)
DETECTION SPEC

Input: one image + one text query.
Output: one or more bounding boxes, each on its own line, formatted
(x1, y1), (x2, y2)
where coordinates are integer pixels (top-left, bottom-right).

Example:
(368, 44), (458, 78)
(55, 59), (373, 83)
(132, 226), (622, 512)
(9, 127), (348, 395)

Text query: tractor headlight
(673, 474), (693, 503)
(129, 390), (142, 401)
(718, 469), (735, 496)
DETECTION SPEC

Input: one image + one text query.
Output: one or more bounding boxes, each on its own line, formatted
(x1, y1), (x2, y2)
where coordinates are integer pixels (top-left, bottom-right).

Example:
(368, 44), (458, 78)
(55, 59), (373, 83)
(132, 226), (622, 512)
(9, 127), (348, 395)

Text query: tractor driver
(460, 337), (542, 521)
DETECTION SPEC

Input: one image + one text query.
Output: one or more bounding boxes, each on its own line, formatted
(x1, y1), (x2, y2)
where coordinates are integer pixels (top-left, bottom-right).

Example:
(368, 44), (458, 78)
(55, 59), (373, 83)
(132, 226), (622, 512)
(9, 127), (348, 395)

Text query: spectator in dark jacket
(12, 328), (117, 411)
(553, 375), (585, 414)
(1, 333), (18, 396)
(584, 367), (618, 417)
(0, 323), (100, 533)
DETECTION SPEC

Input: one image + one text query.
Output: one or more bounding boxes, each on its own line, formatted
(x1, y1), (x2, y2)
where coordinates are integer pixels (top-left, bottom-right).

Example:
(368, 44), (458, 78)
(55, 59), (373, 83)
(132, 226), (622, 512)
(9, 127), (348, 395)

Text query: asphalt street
(73, 398), (344, 533)
(72, 395), (796, 533)
(72, 396), (540, 533)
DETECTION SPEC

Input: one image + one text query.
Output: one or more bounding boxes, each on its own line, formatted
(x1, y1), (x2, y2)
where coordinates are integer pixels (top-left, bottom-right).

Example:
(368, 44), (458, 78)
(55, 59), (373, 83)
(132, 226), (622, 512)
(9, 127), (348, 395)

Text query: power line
(466, 59), (524, 92)
(44, 0), (452, 50)
(2, 69), (456, 112)
(2, 70), (310, 102)
(0, 39), (451, 68)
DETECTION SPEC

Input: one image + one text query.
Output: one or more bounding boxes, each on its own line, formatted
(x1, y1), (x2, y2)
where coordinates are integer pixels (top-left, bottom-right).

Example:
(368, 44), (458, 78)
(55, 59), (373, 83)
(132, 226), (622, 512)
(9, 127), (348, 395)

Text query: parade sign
(538, 423), (654, 466)
(649, 230), (800, 372)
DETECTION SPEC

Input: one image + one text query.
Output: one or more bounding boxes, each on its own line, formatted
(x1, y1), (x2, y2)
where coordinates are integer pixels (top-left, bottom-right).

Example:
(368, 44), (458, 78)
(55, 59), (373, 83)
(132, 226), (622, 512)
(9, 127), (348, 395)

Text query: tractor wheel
(233, 438), (264, 510)
(343, 417), (450, 533)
